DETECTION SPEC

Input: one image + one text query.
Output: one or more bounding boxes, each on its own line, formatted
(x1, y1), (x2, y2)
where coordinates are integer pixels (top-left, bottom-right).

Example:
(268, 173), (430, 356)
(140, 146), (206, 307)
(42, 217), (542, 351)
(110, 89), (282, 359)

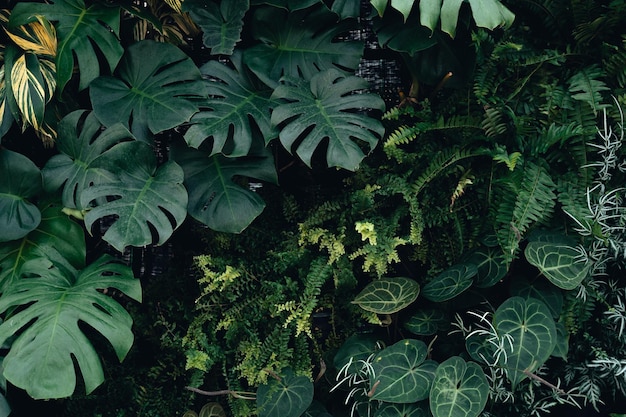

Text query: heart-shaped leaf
(404, 309), (449, 336)
(551, 322), (569, 359)
(183, 0), (249, 55)
(429, 357), (488, 417)
(0, 148), (42, 242)
(244, 6), (363, 86)
(493, 296), (557, 389)
(464, 247), (507, 288)
(0, 255), (141, 399)
(198, 402), (227, 417)
(184, 53), (278, 156)
(81, 141), (188, 252)
(90, 40), (207, 142)
(510, 275), (563, 318)
(374, 402), (430, 417)
(271, 69), (385, 171)
(10, 0), (124, 92)
(172, 143), (277, 233)
(524, 241), (590, 290)
(370, 339), (437, 403)
(352, 277), (419, 314)
(42, 110), (134, 209)
(256, 368), (313, 417)
(422, 263), (477, 302)
(333, 334), (380, 373)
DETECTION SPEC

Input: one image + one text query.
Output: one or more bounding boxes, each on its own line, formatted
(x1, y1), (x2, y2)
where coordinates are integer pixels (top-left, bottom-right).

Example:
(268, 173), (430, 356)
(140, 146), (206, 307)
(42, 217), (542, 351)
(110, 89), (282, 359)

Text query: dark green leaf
(510, 275), (563, 318)
(551, 322), (569, 359)
(375, 402), (430, 417)
(524, 241), (590, 290)
(464, 247), (507, 288)
(353, 277), (419, 314)
(271, 69), (385, 170)
(422, 263), (477, 302)
(429, 357), (488, 417)
(333, 334), (380, 373)
(404, 309), (449, 336)
(256, 368), (313, 417)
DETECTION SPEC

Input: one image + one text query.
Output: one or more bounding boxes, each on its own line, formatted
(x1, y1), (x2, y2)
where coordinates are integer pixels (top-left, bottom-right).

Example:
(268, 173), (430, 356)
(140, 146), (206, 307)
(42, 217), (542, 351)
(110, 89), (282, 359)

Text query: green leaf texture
(429, 357), (488, 417)
(256, 368), (313, 417)
(353, 277), (419, 314)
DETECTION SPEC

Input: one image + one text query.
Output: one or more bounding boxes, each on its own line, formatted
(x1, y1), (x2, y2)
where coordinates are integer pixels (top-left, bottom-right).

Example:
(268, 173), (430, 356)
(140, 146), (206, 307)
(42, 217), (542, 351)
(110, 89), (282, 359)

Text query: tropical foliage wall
(1, 0), (626, 416)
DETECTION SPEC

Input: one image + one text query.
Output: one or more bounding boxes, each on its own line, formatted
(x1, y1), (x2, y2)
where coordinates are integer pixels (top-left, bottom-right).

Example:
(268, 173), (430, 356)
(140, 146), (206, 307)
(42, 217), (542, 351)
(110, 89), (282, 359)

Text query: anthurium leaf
(171, 143), (277, 233)
(0, 255), (140, 399)
(551, 322), (569, 359)
(375, 402), (431, 417)
(198, 402), (227, 417)
(90, 40), (207, 142)
(510, 275), (563, 318)
(333, 334), (380, 373)
(465, 332), (496, 365)
(524, 241), (590, 290)
(81, 141), (188, 252)
(370, 339), (436, 403)
(244, 6), (363, 87)
(0, 199), (85, 291)
(0, 148), (42, 242)
(493, 297), (557, 389)
(422, 263), (477, 302)
(183, 0), (249, 55)
(404, 308), (449, 336)
(42, 110), (134, 209)
(9, 0), (123, 92)
(184, 53), (278, 156)
(464, 247), (507, 288)
(429, 357), (488, 417)
(271, 69), (385, 170)
(256, 368), (313, 417)
(352, 277), (419, 314)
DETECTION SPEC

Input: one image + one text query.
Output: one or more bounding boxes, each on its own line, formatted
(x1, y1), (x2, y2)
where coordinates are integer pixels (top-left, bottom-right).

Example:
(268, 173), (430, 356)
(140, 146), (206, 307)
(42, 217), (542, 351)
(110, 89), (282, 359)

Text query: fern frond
(529, 122), (585, 156)
(604, 36), (626, 88)
(568, 65), (610, 115)
(482, 106), (510, 137)
(411, 147), (480, 196)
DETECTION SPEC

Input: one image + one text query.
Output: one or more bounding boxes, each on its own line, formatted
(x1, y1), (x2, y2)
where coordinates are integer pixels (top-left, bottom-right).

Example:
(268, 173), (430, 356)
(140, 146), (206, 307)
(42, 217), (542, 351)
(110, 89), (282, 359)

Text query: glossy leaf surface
(353, 277), (419, 314)
(374, 402), (430, 417)
(256, 368), (313, 417)
(404, 309), (449, 336)
(465, 247), (507, 288)
(429, 357), (488, 417)
(422, 263), (477, 302)
(524, 241), (590, 290)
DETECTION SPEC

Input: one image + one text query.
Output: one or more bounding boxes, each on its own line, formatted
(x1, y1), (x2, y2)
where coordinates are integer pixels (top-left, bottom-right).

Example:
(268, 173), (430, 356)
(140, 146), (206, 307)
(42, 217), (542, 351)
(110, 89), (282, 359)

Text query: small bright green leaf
(42, 110), (134, 209)
(510, 275), (563, 318)
(391, 0), (414, 21)
(524, 241), (590, 290)
(422, 263), (477, 302)
(352, 277), (419, 314)
(271, 69), (385, 171)
(183, 0), (249, 55)
(244, 6), (363, 86)
(90, 40), (207, 142)
(333, 334), (380, 373)
(429, 357), (488, 417)
(464, 247), (507, 288)
(0, 255), (141, 399)
(172, 143), (277, 233)
(0, 148), (42, 242)
(256, 368), (313, 417)
(404, 309), (449, 336)
(375, 402), (430, 417)
(81, 141), (188, 252)
(370, 339), (436, 403)
(493, 297), (557, 389)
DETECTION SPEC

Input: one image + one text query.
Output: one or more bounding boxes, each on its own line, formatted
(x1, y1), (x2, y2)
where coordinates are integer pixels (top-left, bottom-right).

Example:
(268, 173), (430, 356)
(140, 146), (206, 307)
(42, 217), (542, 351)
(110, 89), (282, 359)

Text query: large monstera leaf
(183, 0), (249, 55)
(493, 297), (557, 389)
(42, 110), (134, 209)
(429, 357), (488, 417)
(184, 53), (278, 156)
(524, 241), (590, 290)
(352, 277), (420, 314)
(0, 255), (140, 399)
(80, 141), (188, 252)
(172, 142), (277, 233)
(0, 199), (85, 292)
(10, 0), (123, 92)
(90, 40), (207, 142)
(271, 69), (385, 170)
(0, 148), (42, 242)
(256, 368), (313, 417)
(244, 6), (363, 87)
(370, 339), (437, 403)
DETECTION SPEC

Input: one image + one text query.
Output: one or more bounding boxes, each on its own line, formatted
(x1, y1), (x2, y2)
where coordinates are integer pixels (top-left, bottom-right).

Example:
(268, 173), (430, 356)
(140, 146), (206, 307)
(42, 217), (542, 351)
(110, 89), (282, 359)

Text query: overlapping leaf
(333, 334), (380, 374)
(90, 40), (207, 142)
(10, 0), (124, 92)
(429, 357), (488, 417)
(0, 255), (140, 399)
(375, 402), (430, 417)
(185, 53), (278, 156)
(510, 275), (563, 318)
(370, 339), (437, 403)
(464, 247), (507, 288)
(271, 69), (385, 170)
(524, 241), (590, 290)
(256, 368), (313, 417)
(42, 110), (134, 209)
(422, 263), (477, 302)
(81, 141), (188, 252)
(404, 309), (449, 336)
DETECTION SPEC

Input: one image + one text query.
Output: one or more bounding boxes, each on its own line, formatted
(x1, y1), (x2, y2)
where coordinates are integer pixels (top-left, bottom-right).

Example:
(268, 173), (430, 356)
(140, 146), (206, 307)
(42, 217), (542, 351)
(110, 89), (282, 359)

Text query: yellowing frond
(6, 16), (57, 57)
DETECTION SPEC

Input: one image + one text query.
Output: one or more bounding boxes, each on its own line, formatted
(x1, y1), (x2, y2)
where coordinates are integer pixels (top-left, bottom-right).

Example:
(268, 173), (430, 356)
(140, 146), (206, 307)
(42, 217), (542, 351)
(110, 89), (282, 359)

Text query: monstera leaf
(353, 277), (419, 314)
(80, 141), (188, 252)
(271, 69), (385, 170)
(370, 339), (437, 403)
(244, 6), (363, 86)
(256, 368), (313, 417)
(464, 247), (507, 288)
(493, 297), (557, 389)
(90, 40), (207, 142)
(183, 0), (248, 55)
(10, 0), (123, 92)
(0, 149), (42, 242)
(422, 263), (477, 302)
(375, 402), (430, 417)
(404, 309), (449, 336)
(0, 255), (140, 399)
(429, 357), (488, 417)
(42, 110), (134, 209)
(184, 53), (278, 156)
(171, 143), (277, 233)
(0, 199), (85, 291)
(524, 241), (590, 290)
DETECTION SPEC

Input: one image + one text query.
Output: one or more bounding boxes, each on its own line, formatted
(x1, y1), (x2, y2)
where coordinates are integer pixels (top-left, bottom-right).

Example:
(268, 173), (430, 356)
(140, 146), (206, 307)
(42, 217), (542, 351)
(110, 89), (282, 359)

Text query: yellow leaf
(6, 16), (57, 57)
